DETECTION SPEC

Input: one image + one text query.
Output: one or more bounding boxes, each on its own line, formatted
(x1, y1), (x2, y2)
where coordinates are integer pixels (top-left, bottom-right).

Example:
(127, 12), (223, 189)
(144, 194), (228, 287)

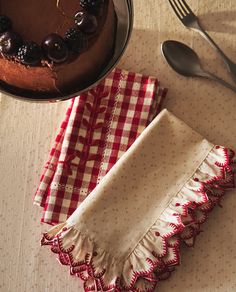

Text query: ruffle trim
(41, 146), (235, 292)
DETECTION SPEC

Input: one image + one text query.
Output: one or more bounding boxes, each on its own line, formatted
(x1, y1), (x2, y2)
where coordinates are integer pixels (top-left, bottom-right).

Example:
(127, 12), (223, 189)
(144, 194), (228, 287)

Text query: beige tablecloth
(1, 1), (236, 291)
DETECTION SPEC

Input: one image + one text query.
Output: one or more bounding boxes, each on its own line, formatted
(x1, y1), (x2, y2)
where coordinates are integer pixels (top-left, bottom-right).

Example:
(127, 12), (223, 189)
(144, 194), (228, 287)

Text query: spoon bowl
(162, 40), (204, 77)
(161, 40), (236, 93)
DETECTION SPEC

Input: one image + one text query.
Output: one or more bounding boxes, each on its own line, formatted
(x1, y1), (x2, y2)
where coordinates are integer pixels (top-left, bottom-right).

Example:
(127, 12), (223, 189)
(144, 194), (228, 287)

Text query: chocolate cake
(0, 0), (116, 94)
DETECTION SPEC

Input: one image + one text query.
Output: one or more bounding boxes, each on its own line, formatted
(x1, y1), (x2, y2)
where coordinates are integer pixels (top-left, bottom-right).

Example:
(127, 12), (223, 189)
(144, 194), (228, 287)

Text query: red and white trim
(41, 145), (235, 292)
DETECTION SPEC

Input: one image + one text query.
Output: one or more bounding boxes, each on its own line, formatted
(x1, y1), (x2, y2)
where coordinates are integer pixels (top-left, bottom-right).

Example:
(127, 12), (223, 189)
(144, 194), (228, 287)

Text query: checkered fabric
(34, 68), (167, 225)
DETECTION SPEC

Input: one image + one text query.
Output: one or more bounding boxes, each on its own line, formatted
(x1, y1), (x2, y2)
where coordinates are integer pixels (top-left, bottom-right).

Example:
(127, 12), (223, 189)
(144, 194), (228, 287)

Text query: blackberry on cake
(64, 27), (86, 54)
(17, 42), (42, 65)
(80, 0), (104, 11)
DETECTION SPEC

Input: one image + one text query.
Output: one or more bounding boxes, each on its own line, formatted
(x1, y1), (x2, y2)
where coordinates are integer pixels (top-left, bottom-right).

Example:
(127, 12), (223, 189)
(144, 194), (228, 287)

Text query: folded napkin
(42, 109), (235, 291)
(34, 68), (167, 225)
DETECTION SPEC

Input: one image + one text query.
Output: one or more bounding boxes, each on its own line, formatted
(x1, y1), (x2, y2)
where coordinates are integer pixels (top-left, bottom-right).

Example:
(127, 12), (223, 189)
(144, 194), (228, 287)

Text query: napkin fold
(42, 109), (235, 291)
(34, 68), (166, 225)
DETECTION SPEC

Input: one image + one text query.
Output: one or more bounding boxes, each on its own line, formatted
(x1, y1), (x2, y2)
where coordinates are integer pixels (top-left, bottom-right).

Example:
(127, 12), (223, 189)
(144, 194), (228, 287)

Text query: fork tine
(175, 0), (189, 15)
(168, 0), (184, 20)
(178, 0), (194, 15)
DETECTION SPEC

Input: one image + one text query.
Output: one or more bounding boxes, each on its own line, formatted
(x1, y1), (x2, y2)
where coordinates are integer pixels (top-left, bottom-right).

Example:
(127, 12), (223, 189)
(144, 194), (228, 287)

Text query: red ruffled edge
(41, 146), (235, 292)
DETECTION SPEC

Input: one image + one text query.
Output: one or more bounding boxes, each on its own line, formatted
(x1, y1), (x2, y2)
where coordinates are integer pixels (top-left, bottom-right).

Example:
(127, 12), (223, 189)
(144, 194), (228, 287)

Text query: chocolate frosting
(0, 0), (115, 93)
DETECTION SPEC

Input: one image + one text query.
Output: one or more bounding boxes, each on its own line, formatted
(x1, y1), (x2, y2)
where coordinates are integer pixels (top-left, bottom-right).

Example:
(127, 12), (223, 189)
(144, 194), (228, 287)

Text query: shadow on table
(120, 27), (236, 83)
(200, 10), (236, 34)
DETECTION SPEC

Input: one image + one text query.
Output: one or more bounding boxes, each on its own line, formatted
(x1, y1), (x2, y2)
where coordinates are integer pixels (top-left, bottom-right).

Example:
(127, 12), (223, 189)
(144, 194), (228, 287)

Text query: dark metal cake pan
(1, 0), (133, 102)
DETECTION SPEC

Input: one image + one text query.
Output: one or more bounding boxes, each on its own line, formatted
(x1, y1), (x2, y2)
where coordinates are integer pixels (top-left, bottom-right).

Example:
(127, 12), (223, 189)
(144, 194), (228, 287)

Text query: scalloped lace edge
(41, 146), (235, 292)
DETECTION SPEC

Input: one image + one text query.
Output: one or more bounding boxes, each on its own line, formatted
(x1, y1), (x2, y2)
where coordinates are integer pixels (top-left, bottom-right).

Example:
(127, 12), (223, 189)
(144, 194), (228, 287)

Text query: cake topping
(0, 31), (22, 55)
(75, 11), (98, 34)
(0, 15), (12, 34)
(64, 27), (86, 54)
(0, 0), (115, 93)
(42, 33), (69, 63)
(17, 42), (42, 65)
(0, 0), (106, 66)
(80, 0), (104, 11)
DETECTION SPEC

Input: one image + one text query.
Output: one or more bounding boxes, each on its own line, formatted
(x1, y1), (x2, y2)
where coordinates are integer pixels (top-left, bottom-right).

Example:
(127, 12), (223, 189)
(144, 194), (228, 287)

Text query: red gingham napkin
(34, 68), (167, 225)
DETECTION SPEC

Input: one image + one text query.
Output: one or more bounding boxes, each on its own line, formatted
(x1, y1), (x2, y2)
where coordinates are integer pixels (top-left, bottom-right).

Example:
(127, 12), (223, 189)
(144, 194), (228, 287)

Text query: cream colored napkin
(42, 109), (235, 292)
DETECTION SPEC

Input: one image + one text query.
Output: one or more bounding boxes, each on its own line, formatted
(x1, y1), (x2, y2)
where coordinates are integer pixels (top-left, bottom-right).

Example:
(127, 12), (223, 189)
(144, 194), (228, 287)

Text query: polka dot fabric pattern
(41, 110), (235, 291)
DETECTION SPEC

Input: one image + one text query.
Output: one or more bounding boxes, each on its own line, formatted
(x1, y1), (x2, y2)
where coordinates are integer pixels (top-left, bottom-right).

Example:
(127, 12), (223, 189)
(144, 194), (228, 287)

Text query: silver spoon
(161, 40), (236, 93)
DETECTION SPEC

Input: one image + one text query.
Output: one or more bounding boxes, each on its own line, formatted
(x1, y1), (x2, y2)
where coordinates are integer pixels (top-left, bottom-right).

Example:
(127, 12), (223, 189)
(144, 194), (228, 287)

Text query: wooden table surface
(1, 1), (236, 291)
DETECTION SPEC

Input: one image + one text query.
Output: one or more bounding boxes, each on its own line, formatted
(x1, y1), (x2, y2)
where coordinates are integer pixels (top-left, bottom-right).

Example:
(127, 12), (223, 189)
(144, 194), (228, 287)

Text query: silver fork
(168, 0), (236, 83)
